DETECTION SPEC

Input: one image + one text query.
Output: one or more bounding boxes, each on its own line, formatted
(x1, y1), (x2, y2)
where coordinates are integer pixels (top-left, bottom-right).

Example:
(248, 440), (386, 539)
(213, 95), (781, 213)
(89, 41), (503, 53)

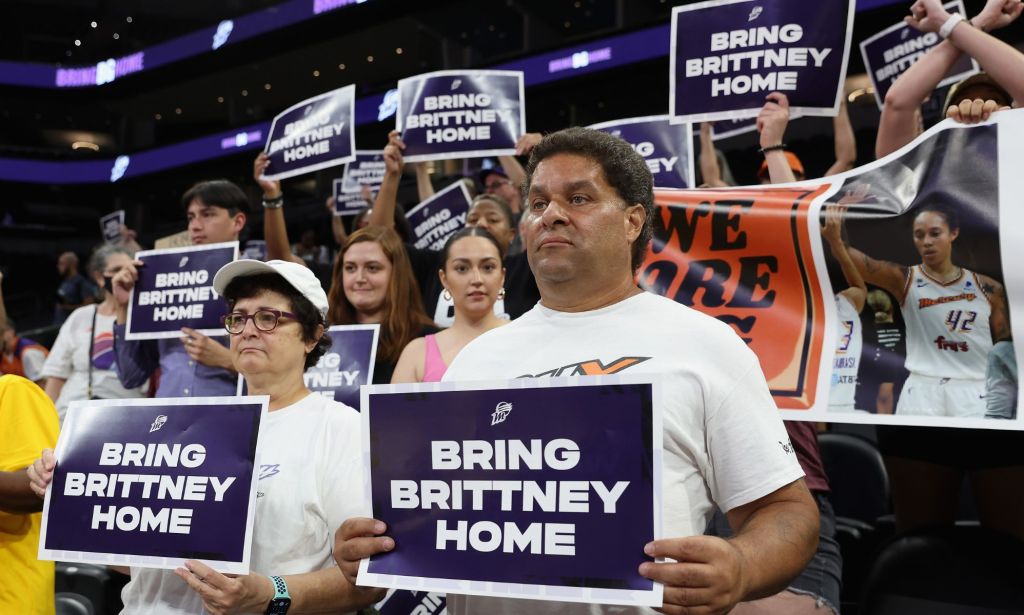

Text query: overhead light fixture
(72, 141), (99, 151)
(126, 16), (132, 23)
(367, 55), (374, 62)
(74, 39), (81, 47)
(312, 70), (320, 77)
(113, 33), (120, 40)
(91, 21), (98, 28)
(175, 107), (182, 115)
(154, 113), (162, 120)
(217, 96), (224, 103)
(241, 89), (249, 96)
(264, 83), (271, 90)
(338, 63), (346, 70)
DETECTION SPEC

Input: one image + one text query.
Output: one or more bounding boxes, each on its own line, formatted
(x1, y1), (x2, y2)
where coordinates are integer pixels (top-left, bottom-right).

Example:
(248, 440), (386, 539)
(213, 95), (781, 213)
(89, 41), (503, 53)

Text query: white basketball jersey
(901, 266), (992, 380)
(830, 293), (862, 408)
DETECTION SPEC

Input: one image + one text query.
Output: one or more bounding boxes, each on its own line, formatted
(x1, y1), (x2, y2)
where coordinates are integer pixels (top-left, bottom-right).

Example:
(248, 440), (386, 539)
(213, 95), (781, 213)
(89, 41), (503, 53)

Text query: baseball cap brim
(213, 259), (329, 318)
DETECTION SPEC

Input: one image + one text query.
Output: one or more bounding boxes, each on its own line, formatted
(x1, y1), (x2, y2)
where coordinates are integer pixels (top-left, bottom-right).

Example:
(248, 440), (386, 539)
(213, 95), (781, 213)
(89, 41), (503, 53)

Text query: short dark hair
(181, 180), (250, 216)
(524, 127), (654, 272)
(441, 226), (506, 267)
(916, 202), (960, 232)
(222, 273), (330, 370)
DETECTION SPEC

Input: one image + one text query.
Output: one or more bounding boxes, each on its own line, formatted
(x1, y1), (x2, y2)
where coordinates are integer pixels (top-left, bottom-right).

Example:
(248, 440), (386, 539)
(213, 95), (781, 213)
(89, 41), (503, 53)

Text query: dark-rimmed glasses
(222, 309), (297, 334)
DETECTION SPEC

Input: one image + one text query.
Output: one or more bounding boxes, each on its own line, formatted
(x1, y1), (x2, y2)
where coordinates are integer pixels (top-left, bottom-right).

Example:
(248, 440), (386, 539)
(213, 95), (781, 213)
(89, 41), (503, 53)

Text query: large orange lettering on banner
(641, 186), (829, 409)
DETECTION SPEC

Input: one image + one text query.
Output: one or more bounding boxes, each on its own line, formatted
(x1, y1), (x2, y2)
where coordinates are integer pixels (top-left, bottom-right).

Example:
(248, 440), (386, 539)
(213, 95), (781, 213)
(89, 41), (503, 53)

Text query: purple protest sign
(125, 242), (238, 341)
(237, 325), (379, 410)
(358, 375), (664, 607)
(405, 181), (471, 251)
(38, 396), (268, 573)
(710, 110), (804, 141)
(860, 1), (976, 111)
(262, 85), (355, 180)
(589, 115), (695, 189)
(670, 0), (855, 123)
(332, 150), (386, 216)
(100, 210), (125, 243)
(397, 70), (525, 162)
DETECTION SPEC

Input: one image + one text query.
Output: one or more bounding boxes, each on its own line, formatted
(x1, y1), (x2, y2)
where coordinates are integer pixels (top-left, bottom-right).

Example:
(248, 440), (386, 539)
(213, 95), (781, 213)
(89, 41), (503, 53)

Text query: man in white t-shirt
(335, 128), (818, 615)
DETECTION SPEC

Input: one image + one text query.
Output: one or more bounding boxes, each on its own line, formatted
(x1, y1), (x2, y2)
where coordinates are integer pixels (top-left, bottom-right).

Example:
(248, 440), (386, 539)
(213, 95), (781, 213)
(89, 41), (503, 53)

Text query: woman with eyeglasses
(40, 244), (148, 422)
(29, 259), (383, 614)
(391, 227), (509, 383)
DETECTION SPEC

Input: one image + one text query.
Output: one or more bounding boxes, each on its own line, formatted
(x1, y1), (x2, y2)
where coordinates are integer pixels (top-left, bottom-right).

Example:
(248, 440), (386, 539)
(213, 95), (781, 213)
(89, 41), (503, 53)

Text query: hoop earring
(498, 288), (506, 300)
(443, 288), (452, 301)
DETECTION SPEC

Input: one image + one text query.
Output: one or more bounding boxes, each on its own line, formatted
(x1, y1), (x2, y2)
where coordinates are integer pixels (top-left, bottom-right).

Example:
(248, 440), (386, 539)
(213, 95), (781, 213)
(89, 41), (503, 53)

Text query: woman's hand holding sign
(175, 560), (273, 615)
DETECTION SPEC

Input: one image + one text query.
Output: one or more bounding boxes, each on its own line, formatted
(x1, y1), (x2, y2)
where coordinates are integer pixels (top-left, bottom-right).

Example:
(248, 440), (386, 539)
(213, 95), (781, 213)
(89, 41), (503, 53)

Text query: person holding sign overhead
(111, 180), (248, 398)
(336, 128), (818, 615)
(30, 259), (383, 614)
(876, 0), (1024, 158)
(391, 227), (509, 383)
(370, 130), (540, 327)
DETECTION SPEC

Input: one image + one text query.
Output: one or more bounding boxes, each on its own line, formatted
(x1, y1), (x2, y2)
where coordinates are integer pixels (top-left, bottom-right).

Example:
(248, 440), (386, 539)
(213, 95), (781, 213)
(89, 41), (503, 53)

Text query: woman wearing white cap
(29, 259), (382, 614)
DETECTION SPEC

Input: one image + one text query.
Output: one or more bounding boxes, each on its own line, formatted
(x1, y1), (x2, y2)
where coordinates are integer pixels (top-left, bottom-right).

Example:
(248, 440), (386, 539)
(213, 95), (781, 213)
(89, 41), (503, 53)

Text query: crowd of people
(1, 0), (1023, 613)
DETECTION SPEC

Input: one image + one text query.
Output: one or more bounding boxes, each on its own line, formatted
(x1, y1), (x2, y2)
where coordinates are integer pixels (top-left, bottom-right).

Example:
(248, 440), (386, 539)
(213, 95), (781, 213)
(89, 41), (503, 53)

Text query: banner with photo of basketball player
(859, 0), (977, 111)
(645, 109), (1024, 430)
(670, 0), (855, 123)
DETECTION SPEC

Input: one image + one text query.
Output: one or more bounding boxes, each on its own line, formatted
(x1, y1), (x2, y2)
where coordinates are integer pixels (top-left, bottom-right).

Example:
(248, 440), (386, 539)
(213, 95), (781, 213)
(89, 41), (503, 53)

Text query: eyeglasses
(222, 309), (297, 334)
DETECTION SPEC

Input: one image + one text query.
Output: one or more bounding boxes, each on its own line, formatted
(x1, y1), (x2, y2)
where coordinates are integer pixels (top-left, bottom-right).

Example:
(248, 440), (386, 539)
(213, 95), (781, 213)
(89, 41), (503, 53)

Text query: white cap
(212, 259), (329, 318)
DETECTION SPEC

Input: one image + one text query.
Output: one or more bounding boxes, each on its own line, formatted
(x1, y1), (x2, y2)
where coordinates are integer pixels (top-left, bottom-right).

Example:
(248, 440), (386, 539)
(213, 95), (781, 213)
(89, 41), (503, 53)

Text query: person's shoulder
(65, 303), (97, 325)
(0, 374), (50, 403)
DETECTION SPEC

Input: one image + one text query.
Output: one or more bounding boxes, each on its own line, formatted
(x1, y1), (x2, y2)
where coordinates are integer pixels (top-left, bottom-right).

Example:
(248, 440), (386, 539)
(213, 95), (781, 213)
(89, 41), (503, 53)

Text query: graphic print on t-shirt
(518, 356), (651, 378)
(91, 330), (116, 370)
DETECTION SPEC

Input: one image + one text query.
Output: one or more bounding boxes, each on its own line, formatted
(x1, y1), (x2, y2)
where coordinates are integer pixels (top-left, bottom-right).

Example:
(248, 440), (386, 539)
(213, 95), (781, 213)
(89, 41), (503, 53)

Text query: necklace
(921, 264), (962, 285)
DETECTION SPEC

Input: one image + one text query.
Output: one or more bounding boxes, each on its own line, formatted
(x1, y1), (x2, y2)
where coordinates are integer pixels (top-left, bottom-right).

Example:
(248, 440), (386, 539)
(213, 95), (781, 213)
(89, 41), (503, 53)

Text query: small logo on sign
(748, 6), (763, 21)
(450, 78), (462, 90)
(378, 88), (399, 121)
(901, 28), (910, 40)
(110, 155), (130, 182)
(259, 464), (280, 480)
(179, 256), (189, 268)
(212, 20), (234, 50)
(150, 415), (167, 433)
(491, 401), (512, 425)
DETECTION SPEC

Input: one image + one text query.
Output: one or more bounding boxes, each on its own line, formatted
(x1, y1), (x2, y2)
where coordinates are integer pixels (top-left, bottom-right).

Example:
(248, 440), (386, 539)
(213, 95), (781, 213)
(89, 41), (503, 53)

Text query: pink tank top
(422, 334), (448, 382)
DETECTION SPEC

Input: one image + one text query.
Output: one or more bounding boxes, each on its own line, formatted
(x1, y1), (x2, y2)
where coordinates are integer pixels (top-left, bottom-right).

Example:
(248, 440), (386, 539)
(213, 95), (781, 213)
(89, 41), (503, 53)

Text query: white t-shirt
(119, 393), (365, 614)
(901, 265), (992, 380)
(441, 291), (804, 615)
(40, 304), (147, 421)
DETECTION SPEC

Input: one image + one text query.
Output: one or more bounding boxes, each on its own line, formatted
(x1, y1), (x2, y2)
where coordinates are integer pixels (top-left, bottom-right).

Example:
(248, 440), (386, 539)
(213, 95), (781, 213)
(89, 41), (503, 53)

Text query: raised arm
(829, 200), (909, 300)
(413, 162), (435, 202)
(877, 0), (1023, 158)
(822, 204), (867, 312)
(369, 131), (405, 229)
(912, 0), (1024, 104)
(979, 274), (1012, 343)
(255, 153), (305, 265)
(699, 123), (731, 188)
(825, 98), (857, 177)
(757, 92), (797, 184)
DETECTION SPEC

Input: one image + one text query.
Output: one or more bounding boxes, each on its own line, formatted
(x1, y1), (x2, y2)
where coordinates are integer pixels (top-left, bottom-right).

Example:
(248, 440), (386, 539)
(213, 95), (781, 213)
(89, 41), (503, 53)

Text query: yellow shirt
(0, 375), (59, 615)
